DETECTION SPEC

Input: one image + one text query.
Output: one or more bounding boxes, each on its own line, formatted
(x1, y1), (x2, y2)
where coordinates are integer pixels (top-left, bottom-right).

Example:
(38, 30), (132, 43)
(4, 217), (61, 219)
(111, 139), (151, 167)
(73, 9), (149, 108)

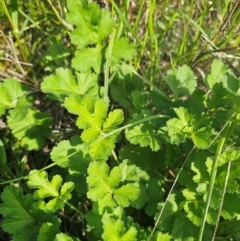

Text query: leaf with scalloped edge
(114, 183), (140, 207)
(0, 186), (37, 234)
(206, 59), (228, 89)
(87, 162), (140, 212)
(103, 109), (124, 133)
(50, 136), (90, 169)
(0, 78), (29, 116)
(72, 47), (102, 74)
(0, 185), (60, 241)
(221, 194), (240, 220)
(89, 135), (116, 160)
(67, 0), (113, 48)
(111, 38), (136, 64)
(125, 110), (162, 151)
(171, 213), (198, 241)
(87, 162), (121, 199)
(102, 217), (137, 241)
(152, 232), (172, 241)
(165, 65), (196, 99)
(3, 78), (29, 100)
(65, 96), (123, 160)
(165, 107), (212, 148)
(166, 118), (187, 144)
(41, 68), (79, 99)
(0, 83), (15, 115)
(7, 109), (52, 150)
(155, 194), (178, 232)
(38, 222), (60, 241)
(27, 170), (74, 212)
(54, 233), (80, 241)
(75, 71), (98, 96)
(27, 170), (61, 199)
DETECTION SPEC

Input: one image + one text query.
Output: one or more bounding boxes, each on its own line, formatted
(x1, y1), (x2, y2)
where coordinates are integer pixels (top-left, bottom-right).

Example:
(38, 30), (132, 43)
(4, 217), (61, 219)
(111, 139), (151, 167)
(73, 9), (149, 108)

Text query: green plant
(1, 0), (240, 241)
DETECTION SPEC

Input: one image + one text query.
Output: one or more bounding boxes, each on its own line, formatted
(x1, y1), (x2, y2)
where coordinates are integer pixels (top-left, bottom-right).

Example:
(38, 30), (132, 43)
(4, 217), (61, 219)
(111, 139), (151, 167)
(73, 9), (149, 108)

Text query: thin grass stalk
(147, 145), (197, 241)
(109, 0), (141, 46)
(45, 0), (73, 31)
(147, 0), (157, 87)
(133, 0), (145, 33)
(0, 0), (27, 61)
(115, 0), (130, 39)
(134, 27), (148, 70)
(211, 161), (232, 241)
(198, 112), (237, 241)
(104, 29), (116, 103)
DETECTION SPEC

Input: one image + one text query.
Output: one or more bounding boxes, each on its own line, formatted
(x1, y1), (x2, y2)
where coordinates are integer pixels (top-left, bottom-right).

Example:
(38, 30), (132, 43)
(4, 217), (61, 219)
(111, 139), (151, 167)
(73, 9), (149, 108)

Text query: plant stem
(65, 200), (85, 218)
(104, 29), (116, 104)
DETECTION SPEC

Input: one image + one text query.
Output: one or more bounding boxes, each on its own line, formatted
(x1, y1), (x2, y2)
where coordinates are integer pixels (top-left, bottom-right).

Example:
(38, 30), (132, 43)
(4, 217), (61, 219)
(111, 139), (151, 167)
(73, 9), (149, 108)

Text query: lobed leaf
(41, 68), (79, 99)
(125, 110), (162, 151)
(85, 206), (103, 239)
(27, 170), (61, 199)
(50, 136), (89, 168)
(38, 222), (60, 241)
(114, 183), (140, 207)
(0, 186), (36, 234)
(155, 194), (178, 231)
(206, 59), (228, 89)
(166, 118), (187, 144)
(27, 170), (74, 212)
(103, 109), (124, 132)
(102, 218), (137, 241)
(165, 65), (196, 99)
(111, 38), (136, 64)
(110, 68), (143, 106)
(72, 47), (102, 74)
(171, 213), (197, 241)
(87, 162), (121, 201)
(152, 232), (172, 241)
(67, 0), (113, 48)
(221, 194), (240, 219)
(87, 162), (140, 212)
(8, 97), (30, 121)
(145, 178), (165, 216)
(0, 78), (29, 116)
(75, 71), (98, 96)
(7, 109), (52, 150)
(54, 233), (80, 241)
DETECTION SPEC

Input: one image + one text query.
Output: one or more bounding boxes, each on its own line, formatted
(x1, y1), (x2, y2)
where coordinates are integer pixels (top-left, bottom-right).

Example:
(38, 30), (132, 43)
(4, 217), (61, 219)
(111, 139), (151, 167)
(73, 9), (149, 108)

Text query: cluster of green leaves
(0, 171), (77, 241)
(0, 78), (52, 150)
(1, 0), (240, 240)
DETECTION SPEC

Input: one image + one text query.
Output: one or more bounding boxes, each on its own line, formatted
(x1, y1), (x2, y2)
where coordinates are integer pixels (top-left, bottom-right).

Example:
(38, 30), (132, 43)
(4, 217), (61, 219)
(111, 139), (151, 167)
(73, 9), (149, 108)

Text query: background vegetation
(0, 0), (240, 240)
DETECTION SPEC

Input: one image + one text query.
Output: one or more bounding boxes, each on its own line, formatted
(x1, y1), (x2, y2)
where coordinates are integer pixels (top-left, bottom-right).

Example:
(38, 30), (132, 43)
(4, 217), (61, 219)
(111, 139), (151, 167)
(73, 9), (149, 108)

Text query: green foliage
(27, 170), (74, 212)
(50, 136), (90, 168)
(125, 109), (162, 151)
(164, 106), (212, 148)
(0, 139), (7, 172)
(64, 96), (124, 160)
(8, 109), (52, 150)
(111, 38), (136, 63)
(102, 216), (137, 241)
(0, 185), (61, 241)
(1, 0), (240, 240)
(86, 161), (140, 213)
(165, 65), (196, 100)
(67, 0), (112, 73)
(0, 170), (76, 240)
(0, 78), (52, 151)
(0, 78), (28, 116)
